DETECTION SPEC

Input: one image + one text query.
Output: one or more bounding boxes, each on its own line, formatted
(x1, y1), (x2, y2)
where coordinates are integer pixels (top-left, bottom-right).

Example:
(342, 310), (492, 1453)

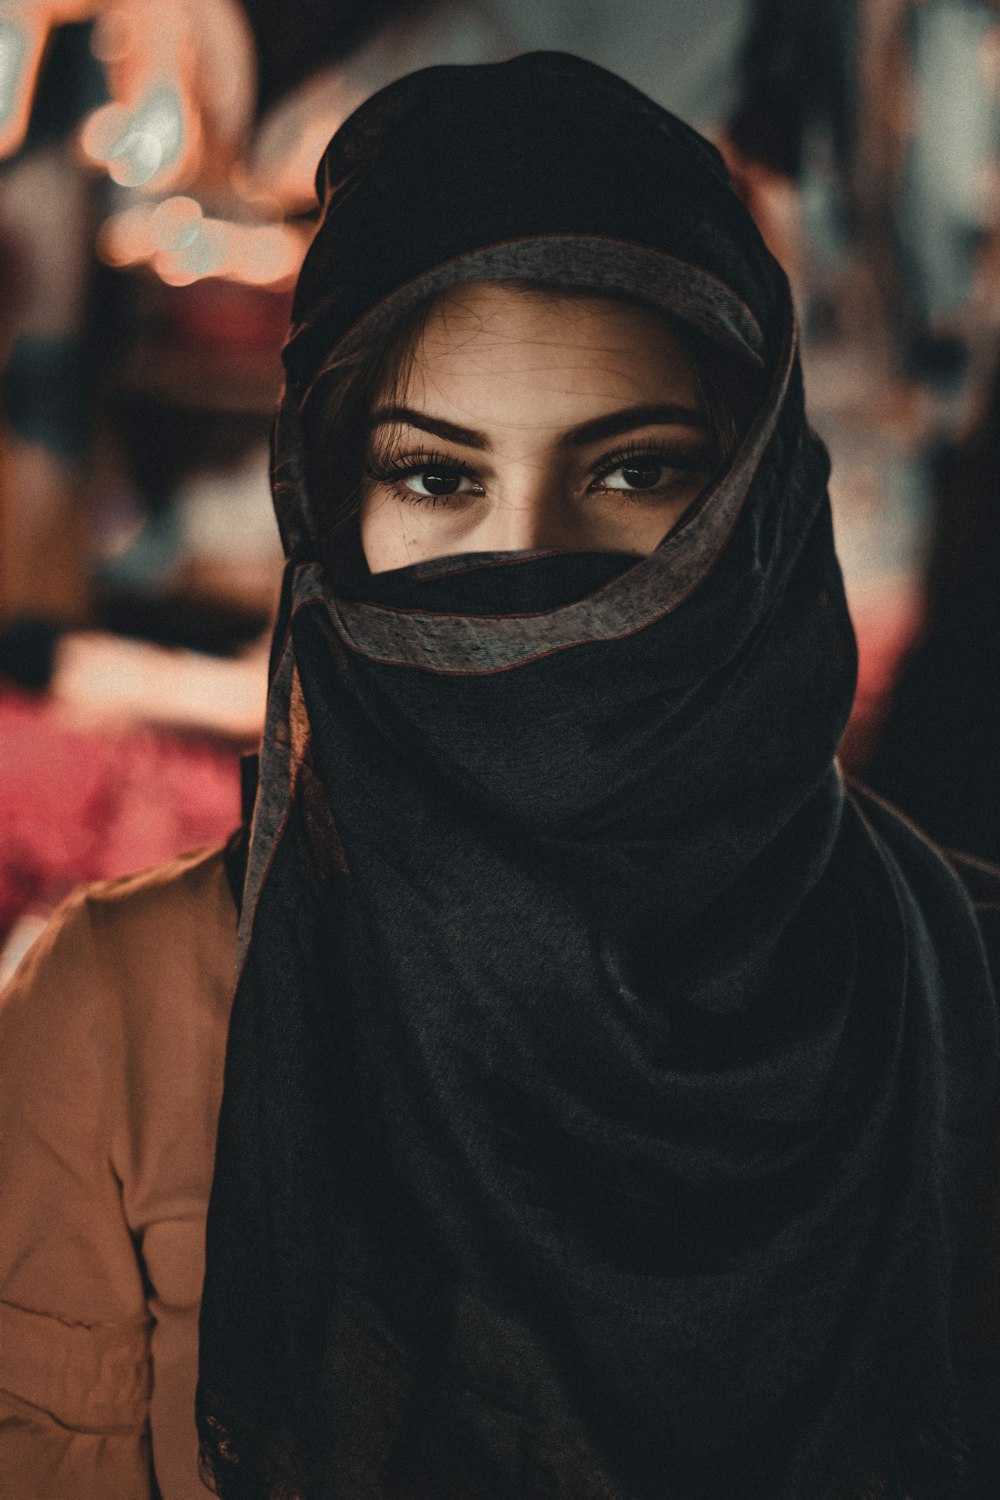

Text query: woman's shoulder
(846, 781), (1000, 980)
(942, 847), (1000, 911)
(0, 839), (241, 1233)
(1, 839), (240, 1040)
(56, 834), (235, 948)
(847, 779), (988, 884)
(73, 836), (238, 915)
(68, 838), (239, 953)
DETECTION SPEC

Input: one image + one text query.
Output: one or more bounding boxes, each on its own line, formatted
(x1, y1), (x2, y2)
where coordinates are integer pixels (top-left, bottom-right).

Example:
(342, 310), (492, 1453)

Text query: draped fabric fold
(197, 53), (998, 1500)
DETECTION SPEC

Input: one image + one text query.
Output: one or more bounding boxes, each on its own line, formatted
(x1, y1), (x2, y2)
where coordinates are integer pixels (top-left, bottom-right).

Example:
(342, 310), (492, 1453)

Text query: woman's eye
(598, 459), (670, 492)
(591, 449), (711, 495)
(400, 467), (477, 499)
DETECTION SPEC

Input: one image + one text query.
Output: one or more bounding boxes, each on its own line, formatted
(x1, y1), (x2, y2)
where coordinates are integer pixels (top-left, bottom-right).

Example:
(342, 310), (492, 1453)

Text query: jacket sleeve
(0, 887), (156, 1499)
(90, 848), (237, 1500)
(0, 847), (237, 1500)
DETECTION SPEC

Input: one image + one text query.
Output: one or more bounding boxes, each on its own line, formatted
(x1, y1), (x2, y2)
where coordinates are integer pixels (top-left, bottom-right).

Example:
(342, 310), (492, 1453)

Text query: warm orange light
(151, 246), (201, 287)
(109, 87), (191, 187)
(243, 69), (365, 216)
(0, 1), (123, 160)
(89, 3), (137, 65)
(81, 0), (254, 192)
(5, 0), (313, 288)
(78, 100), (129, 162)
(96, 202), (155, 266)
(0, 6), (50, 159)
(2, 0), (255, 191)
(97, 197), (310, 289)
(77, 0), (200, 192)
(231, 224), (303, 287)
(149, 194), (202, 251)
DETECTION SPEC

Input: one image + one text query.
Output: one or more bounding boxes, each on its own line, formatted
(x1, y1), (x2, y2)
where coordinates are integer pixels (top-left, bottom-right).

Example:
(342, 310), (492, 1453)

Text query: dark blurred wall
(243, 0), (437, 116)
(496, 0), (752, 131)
(245, 0), (752, 135)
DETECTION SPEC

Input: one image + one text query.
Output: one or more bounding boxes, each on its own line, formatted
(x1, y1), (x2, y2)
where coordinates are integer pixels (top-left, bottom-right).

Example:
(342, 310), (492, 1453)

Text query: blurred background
(2, 0), (1000, 975)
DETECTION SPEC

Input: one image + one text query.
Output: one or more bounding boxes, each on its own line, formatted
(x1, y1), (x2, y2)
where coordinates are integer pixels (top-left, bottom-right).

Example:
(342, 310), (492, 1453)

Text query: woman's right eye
(398, 467), (478, 499)
(365, 450), (483, 504)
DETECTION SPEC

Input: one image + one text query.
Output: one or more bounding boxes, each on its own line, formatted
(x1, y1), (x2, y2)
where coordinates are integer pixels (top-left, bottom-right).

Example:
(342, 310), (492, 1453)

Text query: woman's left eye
(597, 459), (670, 492)
(590, 448), (709, 495)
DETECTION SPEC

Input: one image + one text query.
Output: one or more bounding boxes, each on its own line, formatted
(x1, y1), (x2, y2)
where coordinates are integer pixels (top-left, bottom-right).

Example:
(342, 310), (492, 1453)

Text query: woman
(1, 52), (998, 1500)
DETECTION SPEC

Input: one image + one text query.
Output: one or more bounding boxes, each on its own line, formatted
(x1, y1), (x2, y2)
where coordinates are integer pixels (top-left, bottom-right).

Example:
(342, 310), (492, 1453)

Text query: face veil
(196, 52), (999, 1500)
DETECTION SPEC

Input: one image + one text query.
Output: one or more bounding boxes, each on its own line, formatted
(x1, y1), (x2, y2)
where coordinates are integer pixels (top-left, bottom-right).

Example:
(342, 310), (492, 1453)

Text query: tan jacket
(1, 843), (999, 1499)
(0, 847), (237, 1500)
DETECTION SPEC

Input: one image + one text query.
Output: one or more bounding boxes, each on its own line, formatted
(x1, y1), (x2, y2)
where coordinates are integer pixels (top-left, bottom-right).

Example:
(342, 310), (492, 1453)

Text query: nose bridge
(494, 495), (550, 550)
(491, 459), (566, 549)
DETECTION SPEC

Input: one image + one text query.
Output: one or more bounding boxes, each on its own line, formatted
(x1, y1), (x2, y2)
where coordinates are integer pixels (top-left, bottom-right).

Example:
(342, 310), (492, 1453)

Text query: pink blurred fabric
(0, 603), (911, 938)
(0, 689), (240, 935)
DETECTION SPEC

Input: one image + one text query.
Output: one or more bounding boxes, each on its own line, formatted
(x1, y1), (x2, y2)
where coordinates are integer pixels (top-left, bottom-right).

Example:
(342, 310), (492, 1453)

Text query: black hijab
(197, 53), (998, 1500)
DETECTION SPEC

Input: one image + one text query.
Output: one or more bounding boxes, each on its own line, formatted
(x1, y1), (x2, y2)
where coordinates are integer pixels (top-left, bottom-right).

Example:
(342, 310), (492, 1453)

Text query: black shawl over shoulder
(197, 53), (999, 1500)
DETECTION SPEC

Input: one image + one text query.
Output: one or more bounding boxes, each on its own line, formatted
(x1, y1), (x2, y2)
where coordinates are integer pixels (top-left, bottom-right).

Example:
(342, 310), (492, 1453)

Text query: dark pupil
(621, 462), (663, 489)
(422, 470), (461, 495)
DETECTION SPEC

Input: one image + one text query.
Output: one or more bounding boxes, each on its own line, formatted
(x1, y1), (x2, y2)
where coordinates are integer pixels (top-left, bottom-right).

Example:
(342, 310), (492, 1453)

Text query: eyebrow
(367, 401), (707, 451)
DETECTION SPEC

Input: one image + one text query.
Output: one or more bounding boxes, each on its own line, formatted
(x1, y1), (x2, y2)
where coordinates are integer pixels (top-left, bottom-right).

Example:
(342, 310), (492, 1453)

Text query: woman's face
(359, 284), (716, 572)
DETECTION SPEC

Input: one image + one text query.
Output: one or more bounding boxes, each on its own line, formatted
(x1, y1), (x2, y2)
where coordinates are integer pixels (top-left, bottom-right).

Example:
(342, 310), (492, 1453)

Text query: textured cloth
(198, 52), (1000, 1500)
(0, 839), (997, 1498)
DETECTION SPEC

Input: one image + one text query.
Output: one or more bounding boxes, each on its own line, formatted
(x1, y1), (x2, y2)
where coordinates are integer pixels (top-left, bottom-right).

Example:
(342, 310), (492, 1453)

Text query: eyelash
(365, 448), (480, 506)
(364, 439), (712, 508)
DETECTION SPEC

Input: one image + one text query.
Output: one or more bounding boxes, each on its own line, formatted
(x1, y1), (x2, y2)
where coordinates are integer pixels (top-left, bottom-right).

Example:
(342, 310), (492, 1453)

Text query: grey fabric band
(301, 291), (793, 674)
(302, 237), (765, 413)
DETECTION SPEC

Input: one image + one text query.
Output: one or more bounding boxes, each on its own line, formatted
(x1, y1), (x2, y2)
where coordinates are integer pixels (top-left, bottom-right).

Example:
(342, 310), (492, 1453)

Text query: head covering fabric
(197, 53), (999, 1500)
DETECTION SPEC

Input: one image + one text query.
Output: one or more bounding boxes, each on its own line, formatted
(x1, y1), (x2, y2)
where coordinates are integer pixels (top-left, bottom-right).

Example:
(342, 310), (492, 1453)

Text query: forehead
(392, 283), (701, 409)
